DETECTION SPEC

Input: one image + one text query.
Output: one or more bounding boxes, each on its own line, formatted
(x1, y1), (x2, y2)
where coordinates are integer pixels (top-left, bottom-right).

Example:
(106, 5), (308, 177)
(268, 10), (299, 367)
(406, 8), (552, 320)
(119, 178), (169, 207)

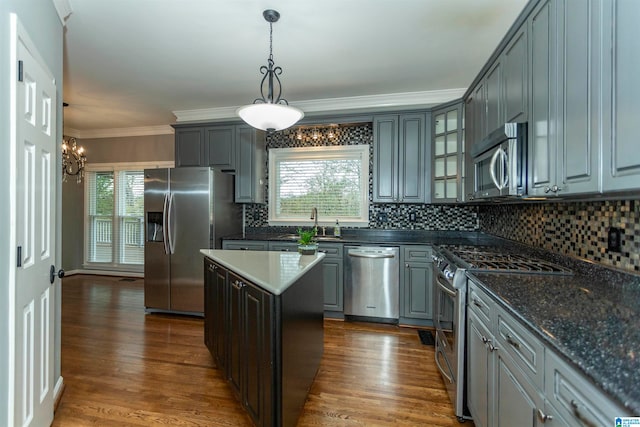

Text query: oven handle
(435, 348), (454, 384)
(436, 276), (458, 298)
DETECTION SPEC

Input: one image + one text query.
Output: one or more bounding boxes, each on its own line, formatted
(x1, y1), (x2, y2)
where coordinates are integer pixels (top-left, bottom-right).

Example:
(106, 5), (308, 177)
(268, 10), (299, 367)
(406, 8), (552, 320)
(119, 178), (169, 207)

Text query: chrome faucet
(310, 207), (318, 229)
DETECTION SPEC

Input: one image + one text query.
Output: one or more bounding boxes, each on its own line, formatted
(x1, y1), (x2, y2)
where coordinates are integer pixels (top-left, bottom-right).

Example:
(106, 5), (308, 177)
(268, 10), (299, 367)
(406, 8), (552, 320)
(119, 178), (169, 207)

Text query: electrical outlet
(409, 212), (417, 222)
(607, 227), (621, 252)
(376, 212), (388, 222)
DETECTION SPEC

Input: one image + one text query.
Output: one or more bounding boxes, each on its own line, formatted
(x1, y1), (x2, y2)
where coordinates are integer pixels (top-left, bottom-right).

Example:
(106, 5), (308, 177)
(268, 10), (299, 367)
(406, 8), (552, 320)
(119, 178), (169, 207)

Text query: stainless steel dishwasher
(344, 246), (400, 323)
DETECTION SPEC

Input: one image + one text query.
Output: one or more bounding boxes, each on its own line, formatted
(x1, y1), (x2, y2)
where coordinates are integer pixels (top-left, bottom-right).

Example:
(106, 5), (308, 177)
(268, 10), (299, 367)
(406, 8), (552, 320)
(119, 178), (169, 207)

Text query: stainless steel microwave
(470, 122), (527, 199)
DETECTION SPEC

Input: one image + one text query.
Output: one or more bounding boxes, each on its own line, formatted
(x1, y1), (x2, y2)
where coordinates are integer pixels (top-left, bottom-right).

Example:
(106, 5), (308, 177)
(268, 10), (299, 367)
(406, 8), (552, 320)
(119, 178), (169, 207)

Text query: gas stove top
(437, 245), (573, 275)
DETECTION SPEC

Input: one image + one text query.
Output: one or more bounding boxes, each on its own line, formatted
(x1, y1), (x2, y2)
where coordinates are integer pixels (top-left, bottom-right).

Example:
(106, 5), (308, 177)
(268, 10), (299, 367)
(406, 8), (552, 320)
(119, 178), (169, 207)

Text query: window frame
(83, 161), (173, 272)
(268, 145), (370, 227)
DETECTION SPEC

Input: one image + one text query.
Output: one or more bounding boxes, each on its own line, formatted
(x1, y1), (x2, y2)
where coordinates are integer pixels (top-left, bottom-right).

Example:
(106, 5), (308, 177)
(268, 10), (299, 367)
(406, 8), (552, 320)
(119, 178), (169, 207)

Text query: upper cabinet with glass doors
(432, 102), (464, 203)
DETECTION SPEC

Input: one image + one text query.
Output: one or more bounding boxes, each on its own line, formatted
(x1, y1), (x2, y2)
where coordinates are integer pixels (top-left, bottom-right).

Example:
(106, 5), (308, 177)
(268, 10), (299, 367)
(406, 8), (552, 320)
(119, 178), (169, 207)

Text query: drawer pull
(488, 343), (498, 352)
(505, 334), (521, 349)
(208, 264), (216, 272)
(232, 280), (244, 290)
(570, 400), (598, 427)
(536, 409), (553, 423)
(472, 298), (483, 308)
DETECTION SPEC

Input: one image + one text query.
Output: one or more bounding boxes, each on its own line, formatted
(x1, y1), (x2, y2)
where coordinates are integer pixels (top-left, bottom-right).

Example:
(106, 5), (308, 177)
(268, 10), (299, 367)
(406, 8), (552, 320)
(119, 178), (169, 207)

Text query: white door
(11, 14), (57, 427)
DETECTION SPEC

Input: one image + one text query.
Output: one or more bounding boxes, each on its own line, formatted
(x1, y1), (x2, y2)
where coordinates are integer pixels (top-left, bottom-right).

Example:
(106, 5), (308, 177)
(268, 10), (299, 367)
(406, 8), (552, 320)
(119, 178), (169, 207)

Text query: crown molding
(173, 88), (467, 123)
(64, 125), (174, 139)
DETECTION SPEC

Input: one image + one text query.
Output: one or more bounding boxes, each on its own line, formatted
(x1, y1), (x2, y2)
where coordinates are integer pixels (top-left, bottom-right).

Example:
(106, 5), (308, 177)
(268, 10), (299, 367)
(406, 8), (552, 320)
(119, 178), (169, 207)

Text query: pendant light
(236, 9), (304, 132)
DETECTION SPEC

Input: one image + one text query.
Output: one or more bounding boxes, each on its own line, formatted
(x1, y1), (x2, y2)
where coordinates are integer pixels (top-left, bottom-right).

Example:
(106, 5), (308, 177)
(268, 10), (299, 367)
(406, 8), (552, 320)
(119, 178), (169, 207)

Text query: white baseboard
(63, 269), (144, 278)
(53, 376), (64, 411)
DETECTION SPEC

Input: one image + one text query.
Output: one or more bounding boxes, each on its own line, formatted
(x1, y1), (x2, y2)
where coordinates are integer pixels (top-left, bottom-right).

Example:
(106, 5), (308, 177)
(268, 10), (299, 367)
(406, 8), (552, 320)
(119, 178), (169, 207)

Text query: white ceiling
(61, 0), (528, 137)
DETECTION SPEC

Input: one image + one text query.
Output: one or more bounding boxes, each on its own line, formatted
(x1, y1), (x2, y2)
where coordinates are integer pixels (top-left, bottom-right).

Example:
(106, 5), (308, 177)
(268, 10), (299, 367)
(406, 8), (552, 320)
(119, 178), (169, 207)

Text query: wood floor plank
(53, 275), (470, 426)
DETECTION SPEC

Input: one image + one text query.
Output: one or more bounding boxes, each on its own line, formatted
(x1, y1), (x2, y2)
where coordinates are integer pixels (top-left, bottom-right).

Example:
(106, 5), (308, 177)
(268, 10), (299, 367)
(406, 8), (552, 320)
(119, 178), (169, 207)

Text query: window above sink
(268, 145), (369, 227)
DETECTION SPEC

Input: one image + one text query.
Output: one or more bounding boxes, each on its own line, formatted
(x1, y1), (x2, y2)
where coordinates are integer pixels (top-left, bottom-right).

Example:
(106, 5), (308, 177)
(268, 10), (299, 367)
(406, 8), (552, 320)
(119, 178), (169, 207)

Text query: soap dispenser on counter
(333, 219), (341, 237)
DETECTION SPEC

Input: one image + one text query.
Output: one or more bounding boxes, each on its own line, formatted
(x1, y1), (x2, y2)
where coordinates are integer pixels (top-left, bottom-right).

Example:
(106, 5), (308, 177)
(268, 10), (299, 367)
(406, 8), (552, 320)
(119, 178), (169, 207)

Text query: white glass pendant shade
(236, 103), (304, 132)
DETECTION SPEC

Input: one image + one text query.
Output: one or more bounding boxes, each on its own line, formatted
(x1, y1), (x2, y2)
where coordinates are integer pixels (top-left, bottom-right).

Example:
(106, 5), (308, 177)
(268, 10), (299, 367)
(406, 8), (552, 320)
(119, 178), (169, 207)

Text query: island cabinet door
(227, 271), (274, 427)
(228, 273), (244, 399)
(243, 282), (274, 427)
(204, 259), (231, 371)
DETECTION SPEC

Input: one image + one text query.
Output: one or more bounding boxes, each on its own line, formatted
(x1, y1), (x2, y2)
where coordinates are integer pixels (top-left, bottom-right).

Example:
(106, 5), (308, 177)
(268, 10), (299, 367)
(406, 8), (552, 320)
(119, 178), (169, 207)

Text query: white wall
(0, 0), (63, 422)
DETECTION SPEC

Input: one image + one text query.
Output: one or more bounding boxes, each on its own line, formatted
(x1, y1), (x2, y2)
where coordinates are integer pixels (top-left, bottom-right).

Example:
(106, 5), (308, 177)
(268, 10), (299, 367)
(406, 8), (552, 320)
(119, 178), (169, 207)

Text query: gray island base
(201, 249), (325, 427)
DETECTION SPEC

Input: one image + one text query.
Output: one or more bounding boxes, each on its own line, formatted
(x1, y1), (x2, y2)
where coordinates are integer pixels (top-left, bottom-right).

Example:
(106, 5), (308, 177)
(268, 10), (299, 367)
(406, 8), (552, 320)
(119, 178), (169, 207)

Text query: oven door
(434, 272), (457, 367)
(434, 269), (469, 419)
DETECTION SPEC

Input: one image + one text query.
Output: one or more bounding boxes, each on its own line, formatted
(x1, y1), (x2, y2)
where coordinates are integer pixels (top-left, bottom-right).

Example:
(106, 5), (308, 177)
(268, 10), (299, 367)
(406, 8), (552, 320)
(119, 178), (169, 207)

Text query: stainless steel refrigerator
(144, 167), (241, 315)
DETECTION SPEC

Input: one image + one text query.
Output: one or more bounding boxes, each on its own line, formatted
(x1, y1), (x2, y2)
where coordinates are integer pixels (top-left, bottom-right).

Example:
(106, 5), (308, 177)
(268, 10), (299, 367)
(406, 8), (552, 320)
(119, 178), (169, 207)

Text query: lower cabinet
(318, 243), (344, 313)
(204, 260), (227, 371)
(466, 278), (631, 426)
(228, 271), (273, 425)
(205, 258), (273, 426)
(269, 241), (344, 313)
(399, 245), (433, 326)
(222, 240), (269, 251)
(204, 256), (324, 427)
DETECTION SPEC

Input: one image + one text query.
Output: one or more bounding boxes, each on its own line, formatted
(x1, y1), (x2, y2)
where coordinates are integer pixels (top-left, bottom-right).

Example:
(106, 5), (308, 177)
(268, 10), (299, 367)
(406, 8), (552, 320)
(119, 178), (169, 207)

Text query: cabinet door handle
(570, 400), (598, 427)
(505, 333), (521, 349)
(232, 280), (244, 290)
(472, 298), (483, 308)
(488, 343), (498, 352)
(536, 409), (553, 423)
(208, 264), (217, 272)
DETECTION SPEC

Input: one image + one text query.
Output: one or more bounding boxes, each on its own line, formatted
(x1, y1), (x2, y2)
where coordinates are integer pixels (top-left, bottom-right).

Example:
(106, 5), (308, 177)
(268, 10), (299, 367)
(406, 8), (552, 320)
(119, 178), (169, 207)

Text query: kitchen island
(200, 249), (325, 427)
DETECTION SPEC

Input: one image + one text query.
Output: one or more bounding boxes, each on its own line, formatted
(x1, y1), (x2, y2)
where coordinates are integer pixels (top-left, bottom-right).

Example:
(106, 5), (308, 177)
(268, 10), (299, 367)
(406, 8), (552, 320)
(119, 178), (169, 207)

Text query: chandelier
(61, 136), (87, 183)
(236, 9), (304, 132)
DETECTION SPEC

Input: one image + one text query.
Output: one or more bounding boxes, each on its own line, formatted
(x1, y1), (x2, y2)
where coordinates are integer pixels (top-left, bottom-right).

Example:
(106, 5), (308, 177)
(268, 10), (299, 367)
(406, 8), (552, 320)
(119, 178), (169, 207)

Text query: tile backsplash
(479, 200), (640, 273)
(244, 122), (480, 231)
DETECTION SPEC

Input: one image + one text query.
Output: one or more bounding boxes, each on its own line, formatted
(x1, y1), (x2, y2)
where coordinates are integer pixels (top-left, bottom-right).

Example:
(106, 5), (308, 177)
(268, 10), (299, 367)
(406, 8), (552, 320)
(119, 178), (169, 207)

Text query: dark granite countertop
(222, 229), (500, 246)
(225, 229), (640, 412)
(468, 263), (640, 414)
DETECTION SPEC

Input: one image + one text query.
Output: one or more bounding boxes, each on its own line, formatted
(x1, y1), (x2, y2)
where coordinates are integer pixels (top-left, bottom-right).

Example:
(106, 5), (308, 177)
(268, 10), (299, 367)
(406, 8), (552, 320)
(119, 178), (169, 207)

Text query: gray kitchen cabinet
(485, 61), (502, 133)
(373, 113), (429, 203)
(529, 0), (603, 197)
(466, 277), (629, 426)
(399, 246), (432, 326)
(174, 123), (266, 202)
(528, 0), (558, 196)
(463, 98), (476, 201)
(603, 0), (640, 192)
(545, 349), (628, 426)
(205, 125), (236, 170)
(269, 241), (344, 313)
(222, 240), (269, 251)
(174, 125), (235, 169)
(318, 243), (344, 313)
(432, 102), (463, 203)
(467, 279), (542, 427)
(175, 126), (205, 167)
(472, 82), (487, 145)
(268, 241), (297, 252)
(503, 26), (528, 123)
(235, 125), (266, 203)
(466, 281), (495, 427)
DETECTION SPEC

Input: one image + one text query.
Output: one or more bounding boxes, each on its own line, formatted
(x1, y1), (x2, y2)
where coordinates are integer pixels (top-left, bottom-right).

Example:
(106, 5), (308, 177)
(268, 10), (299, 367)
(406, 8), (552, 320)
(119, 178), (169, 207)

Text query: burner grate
(450, 248), (572, 274)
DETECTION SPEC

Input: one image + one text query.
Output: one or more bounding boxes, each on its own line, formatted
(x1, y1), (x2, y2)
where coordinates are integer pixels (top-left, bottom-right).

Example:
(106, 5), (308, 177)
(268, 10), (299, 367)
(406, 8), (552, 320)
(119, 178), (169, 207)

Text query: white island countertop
(200, 249), (325, 295)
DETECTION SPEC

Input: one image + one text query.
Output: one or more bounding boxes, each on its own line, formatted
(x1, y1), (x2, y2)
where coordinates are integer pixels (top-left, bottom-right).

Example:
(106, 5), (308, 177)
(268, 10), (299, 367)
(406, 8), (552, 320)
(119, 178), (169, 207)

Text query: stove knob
(444, 267), (455, 280)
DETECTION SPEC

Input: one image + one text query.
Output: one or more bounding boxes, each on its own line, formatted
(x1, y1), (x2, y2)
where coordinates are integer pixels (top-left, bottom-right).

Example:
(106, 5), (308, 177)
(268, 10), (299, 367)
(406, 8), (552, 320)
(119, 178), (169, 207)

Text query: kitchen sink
(277, 234), (343, 242)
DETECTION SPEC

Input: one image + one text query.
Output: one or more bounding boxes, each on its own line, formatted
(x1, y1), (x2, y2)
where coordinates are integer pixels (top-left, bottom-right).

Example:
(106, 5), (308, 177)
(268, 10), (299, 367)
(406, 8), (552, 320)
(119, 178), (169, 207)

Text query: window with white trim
(84, 162), (172, 272)
(268, 145), (369, 226)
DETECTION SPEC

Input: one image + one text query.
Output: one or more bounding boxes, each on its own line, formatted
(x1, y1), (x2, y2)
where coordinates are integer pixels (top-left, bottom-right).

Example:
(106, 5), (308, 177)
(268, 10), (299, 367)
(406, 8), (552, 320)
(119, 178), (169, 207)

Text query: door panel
(13, 14), (56, 426)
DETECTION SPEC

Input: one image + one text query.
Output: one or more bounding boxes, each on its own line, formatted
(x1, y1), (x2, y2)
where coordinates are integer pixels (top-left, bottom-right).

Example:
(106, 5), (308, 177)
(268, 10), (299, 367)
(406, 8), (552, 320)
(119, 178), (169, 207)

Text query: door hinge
(17, 246), (22, 267)
(18, 60), (23, 82)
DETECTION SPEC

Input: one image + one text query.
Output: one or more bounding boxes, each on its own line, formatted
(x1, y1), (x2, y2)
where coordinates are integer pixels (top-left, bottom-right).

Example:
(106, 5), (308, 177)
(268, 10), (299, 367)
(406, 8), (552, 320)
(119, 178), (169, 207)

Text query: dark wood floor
(53, 275), (468, 426)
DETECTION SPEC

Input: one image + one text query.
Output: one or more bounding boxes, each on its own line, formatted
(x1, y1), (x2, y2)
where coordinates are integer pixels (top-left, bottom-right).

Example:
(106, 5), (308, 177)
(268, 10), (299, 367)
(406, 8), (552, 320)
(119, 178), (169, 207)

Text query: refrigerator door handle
(167, 192), (176, 255)
(162, 193), (170, 254)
